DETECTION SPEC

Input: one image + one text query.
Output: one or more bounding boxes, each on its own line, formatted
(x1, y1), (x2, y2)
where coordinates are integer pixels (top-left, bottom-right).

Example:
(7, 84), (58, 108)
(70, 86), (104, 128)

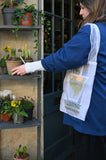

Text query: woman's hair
(78, 0), (106, 26)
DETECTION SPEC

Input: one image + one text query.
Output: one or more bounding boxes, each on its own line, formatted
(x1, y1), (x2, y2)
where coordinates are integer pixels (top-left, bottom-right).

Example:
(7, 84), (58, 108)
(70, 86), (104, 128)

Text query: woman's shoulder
(95, 22), (106, 41)
(96, 21), (106, 26)
(78, 23), (91, 35)
(96, 22), (106, 31)
(79, 22), (106, 36)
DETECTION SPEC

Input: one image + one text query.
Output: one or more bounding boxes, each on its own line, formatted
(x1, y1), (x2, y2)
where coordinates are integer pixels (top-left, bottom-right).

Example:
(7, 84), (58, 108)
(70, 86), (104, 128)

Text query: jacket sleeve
(41, 25), (91, 73)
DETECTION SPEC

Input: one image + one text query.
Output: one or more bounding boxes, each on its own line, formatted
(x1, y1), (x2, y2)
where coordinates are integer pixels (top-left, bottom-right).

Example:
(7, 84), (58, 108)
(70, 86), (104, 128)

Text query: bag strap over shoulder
(85, 23), (100, 62)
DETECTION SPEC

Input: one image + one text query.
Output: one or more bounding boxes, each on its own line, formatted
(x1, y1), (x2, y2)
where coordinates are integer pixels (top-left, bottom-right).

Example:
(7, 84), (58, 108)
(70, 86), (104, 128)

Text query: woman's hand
(11, 64), (26, 76)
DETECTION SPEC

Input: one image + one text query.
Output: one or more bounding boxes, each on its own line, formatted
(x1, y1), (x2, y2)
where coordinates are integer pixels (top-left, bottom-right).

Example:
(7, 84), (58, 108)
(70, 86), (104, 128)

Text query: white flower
(0, 90), (12, 98)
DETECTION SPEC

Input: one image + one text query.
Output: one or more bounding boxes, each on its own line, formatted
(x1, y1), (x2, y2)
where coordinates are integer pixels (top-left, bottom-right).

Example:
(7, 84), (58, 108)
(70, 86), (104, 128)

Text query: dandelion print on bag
(69, 68), (87, 98)
(62, 66), (89, 117)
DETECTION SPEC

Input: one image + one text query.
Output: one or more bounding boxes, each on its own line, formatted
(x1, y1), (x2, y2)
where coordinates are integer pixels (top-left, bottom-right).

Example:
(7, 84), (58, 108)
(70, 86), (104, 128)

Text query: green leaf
(8, 112), (12, 117)
(16, 148), (20, 156)
(20, 111), (28, 117)
(15, 114), (18, 121)
(23, 146), (27, 154)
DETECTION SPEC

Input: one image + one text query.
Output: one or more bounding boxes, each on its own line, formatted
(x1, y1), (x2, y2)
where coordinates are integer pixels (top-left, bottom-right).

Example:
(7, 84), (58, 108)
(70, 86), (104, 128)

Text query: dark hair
(78, 0), (106, 26)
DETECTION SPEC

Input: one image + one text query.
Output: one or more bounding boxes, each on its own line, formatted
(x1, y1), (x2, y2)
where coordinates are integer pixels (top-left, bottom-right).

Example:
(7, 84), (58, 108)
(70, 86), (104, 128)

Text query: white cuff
(25, 60), (45, 73)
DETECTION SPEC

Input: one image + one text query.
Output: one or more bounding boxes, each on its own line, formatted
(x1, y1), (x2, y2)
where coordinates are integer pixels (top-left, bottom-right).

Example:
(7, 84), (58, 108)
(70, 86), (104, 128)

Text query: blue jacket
(41, 22), (106, 136)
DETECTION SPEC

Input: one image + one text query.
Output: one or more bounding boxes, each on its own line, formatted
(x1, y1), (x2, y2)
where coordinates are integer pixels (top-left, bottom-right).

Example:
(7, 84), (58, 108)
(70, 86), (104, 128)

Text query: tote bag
(60, 23), (100, 121)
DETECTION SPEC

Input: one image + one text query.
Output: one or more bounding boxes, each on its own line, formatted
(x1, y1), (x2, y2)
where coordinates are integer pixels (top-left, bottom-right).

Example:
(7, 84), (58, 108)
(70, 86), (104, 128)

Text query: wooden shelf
(0, 118), (41, 129)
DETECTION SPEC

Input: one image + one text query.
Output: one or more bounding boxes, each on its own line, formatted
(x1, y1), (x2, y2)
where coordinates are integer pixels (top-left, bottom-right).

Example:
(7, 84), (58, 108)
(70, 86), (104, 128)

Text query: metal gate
(44, 0), (75, 159)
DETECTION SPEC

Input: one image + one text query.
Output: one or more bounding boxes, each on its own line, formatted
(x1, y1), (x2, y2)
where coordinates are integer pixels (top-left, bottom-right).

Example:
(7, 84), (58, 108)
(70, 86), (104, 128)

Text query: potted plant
(0, 89), (13, 121)
(12, 3), (51, 54)
(0, 0), (25, 25)
(0, 56), (8, 74)
(18, 44), (33, 63)
(11, 99), (28, 123)
(0, 99), (12, 121)
(20, 96), (34, 121)
(2, 46), (22, 75)
(12, 4), (40, 26)
(14, 144), (29, 160)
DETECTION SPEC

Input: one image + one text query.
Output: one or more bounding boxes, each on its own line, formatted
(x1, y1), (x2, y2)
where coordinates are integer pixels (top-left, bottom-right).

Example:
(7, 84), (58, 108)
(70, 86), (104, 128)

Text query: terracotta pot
(21, 13), (33, 26)
(1, 112), (12, 121)
(6, 60), (22, 75)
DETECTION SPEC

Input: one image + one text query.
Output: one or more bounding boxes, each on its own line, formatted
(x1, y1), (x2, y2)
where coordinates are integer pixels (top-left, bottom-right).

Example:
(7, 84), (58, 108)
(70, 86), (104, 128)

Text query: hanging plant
(12, 4), (51, 54)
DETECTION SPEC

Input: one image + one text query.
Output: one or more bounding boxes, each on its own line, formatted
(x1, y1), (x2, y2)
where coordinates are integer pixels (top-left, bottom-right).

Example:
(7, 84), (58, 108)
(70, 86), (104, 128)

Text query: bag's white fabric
(60, 23), (100, 121)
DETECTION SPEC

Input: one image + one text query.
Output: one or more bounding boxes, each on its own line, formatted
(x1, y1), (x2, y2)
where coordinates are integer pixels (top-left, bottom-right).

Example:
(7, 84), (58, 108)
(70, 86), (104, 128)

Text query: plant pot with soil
(0, 99), (12, 121)
(11, 100), (28, 124)
(0, 0), (25, 25)
(2, 46), (22, 75)
(21, 12), (33, 26)
(20, 96), (35, 121)
(14, 145), (29, 160)
(1, 112), (12, 121)
(18, 44), (33, 63)
(2, 8), (16, 25)
(6, 60), (22, 75)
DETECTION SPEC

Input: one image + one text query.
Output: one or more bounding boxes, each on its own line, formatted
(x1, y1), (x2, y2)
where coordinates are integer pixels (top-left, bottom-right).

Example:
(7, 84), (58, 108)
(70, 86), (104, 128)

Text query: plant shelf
(0, 72), (41, 80)
(0, 118), (40, 129)
(0, 25), (41, 30)
(0, 1), (42, 159)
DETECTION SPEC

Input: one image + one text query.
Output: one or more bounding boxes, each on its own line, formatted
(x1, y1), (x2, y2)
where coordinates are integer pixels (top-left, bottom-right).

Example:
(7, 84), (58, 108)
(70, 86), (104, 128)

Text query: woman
(12, 0), (106, 159)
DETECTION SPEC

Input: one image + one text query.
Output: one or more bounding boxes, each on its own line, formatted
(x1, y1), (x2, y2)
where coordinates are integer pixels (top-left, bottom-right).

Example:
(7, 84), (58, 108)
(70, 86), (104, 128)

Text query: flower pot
(21, 13), (33, 26)
(13, 113), (24, 124)
(24, 59), (33, 63)
(0, 67), (8, 74)
(2, 8), (16, 25)
(14, 157), (29, 160)
(14, 154), (29, 160)
(24, 107), (33, 121)
(1, 112), (12, 121)
(6, 60), (22, 75)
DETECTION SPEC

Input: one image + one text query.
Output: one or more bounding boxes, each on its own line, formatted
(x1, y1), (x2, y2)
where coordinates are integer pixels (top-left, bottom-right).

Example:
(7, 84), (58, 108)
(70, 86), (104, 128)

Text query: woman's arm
(11, 25), (91, 75)
(41, 25), (91, 73)
(11, 61), (45, 75)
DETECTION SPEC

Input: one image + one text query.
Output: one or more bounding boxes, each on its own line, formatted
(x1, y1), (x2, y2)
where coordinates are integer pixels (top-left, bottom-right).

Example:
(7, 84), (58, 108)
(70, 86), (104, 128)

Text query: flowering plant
(0, 91), (34, 121)
(0, 98), (28, 121)
(2, 46), (16, 58)
(2, 46), (11, 52)
(10, 100), (28, 121)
